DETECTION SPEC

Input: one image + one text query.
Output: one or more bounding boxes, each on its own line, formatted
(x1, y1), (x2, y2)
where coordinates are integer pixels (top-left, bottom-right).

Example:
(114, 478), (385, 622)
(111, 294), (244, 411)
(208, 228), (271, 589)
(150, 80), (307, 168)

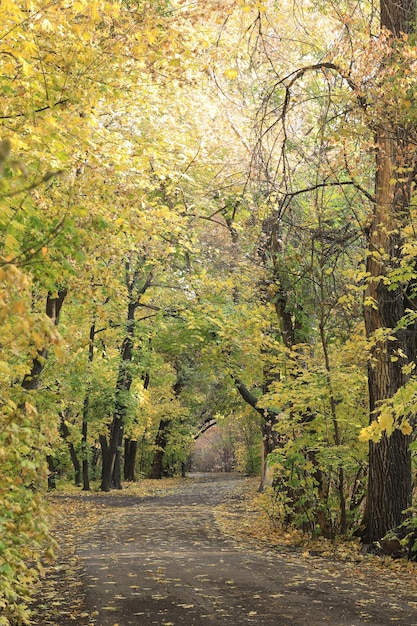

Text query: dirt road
(34, 474), (417, 625)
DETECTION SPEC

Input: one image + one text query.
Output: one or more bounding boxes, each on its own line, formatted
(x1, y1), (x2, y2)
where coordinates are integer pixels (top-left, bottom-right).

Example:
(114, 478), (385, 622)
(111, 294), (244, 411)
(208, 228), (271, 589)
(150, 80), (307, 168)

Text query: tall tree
(101, 259), (153, 492)
(361, 0), (417, 543)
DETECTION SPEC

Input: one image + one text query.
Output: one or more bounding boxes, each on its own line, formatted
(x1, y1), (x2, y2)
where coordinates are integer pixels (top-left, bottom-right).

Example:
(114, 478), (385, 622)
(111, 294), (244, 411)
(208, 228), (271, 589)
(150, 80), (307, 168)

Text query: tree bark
(59, 413), (81, 486)
(149, 419), (169, 479)
(124, 438), (138, 481)
(22, 288), (67, 390)
(363, 150), (414, 539)
(363, 0), (416, 542)
(101, 301), (135, 491)
(123, 371), (150, 481)
(21, 288), (67, 490)
(234, 378), (281, 490)
(81, 320), (97, 491)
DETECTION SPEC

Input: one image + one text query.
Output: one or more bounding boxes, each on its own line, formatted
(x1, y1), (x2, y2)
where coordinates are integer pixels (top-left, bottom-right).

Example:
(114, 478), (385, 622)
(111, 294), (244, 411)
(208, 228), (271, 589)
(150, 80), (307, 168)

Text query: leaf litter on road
(30, 475), (417, 625)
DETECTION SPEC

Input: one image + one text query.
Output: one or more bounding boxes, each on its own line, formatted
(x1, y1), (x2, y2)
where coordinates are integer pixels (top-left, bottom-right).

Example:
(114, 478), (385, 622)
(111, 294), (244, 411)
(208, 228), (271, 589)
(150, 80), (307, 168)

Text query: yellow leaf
(146, 29), (159, 44)
(224, 68), (238, 79)
(32, 331), (44, 350)
(358, 427), (371, 443)
(401, 420), (413, 435)
(378, 411), (394, 435)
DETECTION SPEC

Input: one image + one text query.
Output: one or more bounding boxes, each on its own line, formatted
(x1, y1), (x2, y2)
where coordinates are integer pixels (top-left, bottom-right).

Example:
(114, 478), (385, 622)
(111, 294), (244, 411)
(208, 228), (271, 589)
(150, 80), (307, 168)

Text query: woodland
(2, 0), (417, 623)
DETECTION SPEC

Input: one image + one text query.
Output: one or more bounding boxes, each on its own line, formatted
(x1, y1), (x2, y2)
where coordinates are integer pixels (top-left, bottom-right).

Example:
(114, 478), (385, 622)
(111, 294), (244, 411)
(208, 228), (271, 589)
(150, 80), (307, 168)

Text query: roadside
(30, 474), (417, 625)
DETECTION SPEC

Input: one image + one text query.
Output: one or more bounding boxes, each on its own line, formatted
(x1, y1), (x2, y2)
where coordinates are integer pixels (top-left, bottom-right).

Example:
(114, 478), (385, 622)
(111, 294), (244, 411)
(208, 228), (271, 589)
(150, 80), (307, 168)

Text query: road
(69, 474), (417, 625)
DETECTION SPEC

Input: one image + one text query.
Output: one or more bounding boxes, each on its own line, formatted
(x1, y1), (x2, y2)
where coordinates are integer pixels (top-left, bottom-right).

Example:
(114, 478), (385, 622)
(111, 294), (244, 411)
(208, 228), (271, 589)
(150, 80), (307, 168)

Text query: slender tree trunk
(21, 289), (67, 490)
(123, 371), (149, 482)
(22, 288), (67, 391)
(60, 413), (81, 486)
(101, 265), (152, 492)
(149, 419), (169, 479)
(363, 0), (417, 541)
(319, 323), (347, 535)
(233, 377), (281, 490)
(81, 321), (97, 491)
(46, 455), (57, 490)
(99, 434), (108, 480)
(124, 438), (138, 481)
(101, 301), (135, 491)
(81, 416), (90, 491)
(149, 369), (184, 479)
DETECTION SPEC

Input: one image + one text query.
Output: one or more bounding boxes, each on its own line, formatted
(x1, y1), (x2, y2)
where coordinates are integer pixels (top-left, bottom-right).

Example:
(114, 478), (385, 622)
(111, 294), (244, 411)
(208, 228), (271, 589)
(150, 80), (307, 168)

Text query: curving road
(70, 474), (417, 626)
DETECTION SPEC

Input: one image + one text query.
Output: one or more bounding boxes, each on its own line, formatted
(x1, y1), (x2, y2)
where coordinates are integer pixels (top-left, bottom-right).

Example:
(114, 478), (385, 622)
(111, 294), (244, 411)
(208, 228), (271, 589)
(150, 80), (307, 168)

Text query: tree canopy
(2, 0), (417, 622)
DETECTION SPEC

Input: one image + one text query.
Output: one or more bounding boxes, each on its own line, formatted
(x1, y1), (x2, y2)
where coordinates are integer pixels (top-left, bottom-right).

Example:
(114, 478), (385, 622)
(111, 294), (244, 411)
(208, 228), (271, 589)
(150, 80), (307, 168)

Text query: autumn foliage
(2, 0), (417, 622)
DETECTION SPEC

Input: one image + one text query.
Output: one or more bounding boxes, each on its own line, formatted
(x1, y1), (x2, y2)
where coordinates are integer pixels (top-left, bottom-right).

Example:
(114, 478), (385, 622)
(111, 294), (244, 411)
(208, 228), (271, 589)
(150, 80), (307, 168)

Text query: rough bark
(363, 148), (414, 540)
(363, 0), (417, 542)
(380, 0), (415, 34)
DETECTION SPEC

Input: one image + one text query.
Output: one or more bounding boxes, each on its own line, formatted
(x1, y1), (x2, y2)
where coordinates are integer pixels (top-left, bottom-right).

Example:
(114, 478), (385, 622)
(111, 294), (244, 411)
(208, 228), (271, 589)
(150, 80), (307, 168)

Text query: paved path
(70, 474), (417, 625)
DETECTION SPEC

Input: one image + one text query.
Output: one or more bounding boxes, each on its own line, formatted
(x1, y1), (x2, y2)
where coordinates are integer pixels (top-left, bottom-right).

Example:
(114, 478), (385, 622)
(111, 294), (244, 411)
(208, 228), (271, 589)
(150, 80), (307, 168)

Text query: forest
(2, 0), (417, 623)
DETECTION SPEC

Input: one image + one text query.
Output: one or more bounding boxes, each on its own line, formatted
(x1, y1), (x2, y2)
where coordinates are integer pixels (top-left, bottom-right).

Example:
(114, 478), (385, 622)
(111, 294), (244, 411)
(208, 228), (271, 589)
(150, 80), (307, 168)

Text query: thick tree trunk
(380, 0), (415, 34)
(363, 12), (416, 543)
(99, 434), (108, 480)
(81, 416), (90, 491)
(123, 372), (149, 481)
(46, 455), (57, 491)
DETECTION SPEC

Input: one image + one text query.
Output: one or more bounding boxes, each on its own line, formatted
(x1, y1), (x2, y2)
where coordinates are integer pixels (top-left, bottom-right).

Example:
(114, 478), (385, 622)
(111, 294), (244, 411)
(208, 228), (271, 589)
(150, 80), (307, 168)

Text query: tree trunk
(99, 434), (108, 480)
(81, 416), (90, 491)
(149, 419), (169, 479)
(363, 0), (416, 541)
(101, 300), (135, 492)
(21, 289), (67, 490)
(46, 455), (57, 490)
(59, 413), (81, 486)
(81, 320), (97, 491)
(124, 438), (138, 481)
(22, 288), (67, 391)
(123, 372), (149, 481)
(233, 377), (281, 490)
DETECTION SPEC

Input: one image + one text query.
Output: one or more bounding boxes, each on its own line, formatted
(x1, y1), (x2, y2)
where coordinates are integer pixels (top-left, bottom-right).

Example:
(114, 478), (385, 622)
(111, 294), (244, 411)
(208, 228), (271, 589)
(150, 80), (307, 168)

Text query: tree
(236, 0), (417, 542)
(360, 0), (417, 543)
(100, 258), (153, 491)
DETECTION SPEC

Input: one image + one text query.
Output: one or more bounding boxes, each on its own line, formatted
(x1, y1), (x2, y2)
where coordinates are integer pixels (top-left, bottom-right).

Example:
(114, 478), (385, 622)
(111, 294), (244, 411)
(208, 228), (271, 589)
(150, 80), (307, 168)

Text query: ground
(30, 473), (417, 625)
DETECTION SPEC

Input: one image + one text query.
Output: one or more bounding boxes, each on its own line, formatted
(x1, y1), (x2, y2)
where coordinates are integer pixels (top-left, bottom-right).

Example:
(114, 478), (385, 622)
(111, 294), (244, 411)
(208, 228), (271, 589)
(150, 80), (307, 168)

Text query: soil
(31, 473), (417, 625)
